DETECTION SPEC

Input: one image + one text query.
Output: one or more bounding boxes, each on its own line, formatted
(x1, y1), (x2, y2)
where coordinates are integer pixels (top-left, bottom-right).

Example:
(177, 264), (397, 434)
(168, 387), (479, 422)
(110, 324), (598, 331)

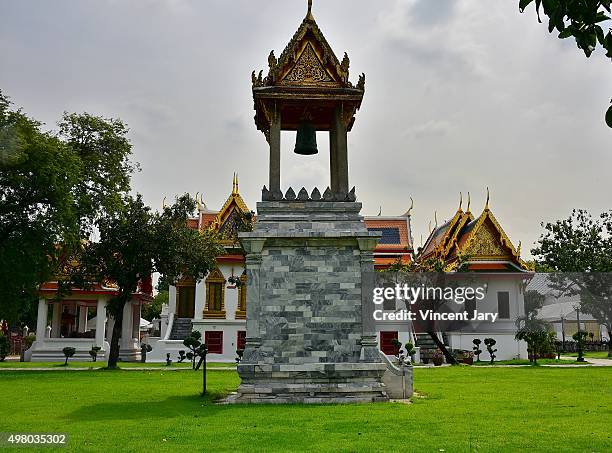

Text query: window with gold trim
(204, 268), (226, 319)
(236, 273), (247, 319)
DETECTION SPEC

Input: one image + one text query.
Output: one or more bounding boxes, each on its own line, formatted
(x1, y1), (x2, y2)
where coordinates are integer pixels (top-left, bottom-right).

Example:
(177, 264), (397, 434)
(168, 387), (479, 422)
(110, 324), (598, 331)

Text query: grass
(472, 358), (589, 366)
(561, 351), (611, 359)
(0, 367), (610, 452)
(0, 361), (236, 369)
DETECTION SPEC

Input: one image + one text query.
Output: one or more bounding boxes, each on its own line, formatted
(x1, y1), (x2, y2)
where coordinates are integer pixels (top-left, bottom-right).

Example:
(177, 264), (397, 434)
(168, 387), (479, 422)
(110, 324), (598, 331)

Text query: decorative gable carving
(466, 221), (507, 258)
(282, 42), (333, 85)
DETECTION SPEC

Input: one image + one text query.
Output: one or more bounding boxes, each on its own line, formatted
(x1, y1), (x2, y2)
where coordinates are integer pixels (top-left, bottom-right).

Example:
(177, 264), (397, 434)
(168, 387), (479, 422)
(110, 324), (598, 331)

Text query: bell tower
(252, 0), (365, 200)
(231, 1), (388, 404)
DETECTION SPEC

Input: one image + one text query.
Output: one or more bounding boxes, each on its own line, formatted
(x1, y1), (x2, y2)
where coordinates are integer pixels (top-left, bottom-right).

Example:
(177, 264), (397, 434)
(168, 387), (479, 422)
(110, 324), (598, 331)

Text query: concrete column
(357, 237), (381, 362)
(35, 299), (48, 342)
(269, 107), (281, 195)
(95, 297), (107, 348)
(78, 304), (88, 333)
(106, 315), (114, 343)
(239, 238), (266, 363)
(121, 302), (133, 348)
(331, 106), (349, 195)
(51, 303), (61, 338)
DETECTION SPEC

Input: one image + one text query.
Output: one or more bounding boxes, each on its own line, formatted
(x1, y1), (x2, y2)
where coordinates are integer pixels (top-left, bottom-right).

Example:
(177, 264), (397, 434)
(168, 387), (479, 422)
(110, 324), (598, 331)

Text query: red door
(205, 331), (223, 354)
(380, 331), (399, 355)
(237, 331), (246, 351)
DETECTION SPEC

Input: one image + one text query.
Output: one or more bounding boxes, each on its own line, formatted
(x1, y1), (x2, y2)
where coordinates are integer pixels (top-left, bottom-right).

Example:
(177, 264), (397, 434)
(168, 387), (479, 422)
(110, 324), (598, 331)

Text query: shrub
(89, 346), (101, 362)
(472, 338), (482, 362)
(484, 338), (497, 364)
(62, 347), (76, 366)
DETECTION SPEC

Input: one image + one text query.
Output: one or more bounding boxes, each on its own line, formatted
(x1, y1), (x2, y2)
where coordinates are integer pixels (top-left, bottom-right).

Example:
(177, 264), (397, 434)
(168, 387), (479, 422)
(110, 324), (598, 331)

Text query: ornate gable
(465, 219), (510, 259)
(209, 174), (251, 242)
(262, 4), (351, 88)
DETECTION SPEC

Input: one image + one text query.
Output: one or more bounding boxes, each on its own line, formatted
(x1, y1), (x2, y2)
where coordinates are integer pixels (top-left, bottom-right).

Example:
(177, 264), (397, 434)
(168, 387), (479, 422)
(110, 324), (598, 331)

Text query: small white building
(28, 280), (151, 362)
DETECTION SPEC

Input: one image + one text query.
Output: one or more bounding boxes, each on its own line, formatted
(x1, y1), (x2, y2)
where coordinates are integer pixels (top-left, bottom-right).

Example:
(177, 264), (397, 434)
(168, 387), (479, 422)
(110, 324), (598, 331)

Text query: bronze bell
(294, 119), (318, 155)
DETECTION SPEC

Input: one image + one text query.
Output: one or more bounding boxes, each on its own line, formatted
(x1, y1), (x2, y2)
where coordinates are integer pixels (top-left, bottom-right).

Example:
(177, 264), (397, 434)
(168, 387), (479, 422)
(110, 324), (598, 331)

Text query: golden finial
(466, 192), (471, 213)
(199, 193), (207, 210)
(232, 173), (239, 195)
(420, 234), (423, 247)
(428, 221), (432, 234)
(378, 206), (382, 216)
(195, 192), (201, 211)
(307, 0), (313, 18)
(485, 187), (490, 211)
(517, 241), (522, 256)
(434, 211), (438, 228)
(162, 196), (167, 209)
(458, 192), (463, 211)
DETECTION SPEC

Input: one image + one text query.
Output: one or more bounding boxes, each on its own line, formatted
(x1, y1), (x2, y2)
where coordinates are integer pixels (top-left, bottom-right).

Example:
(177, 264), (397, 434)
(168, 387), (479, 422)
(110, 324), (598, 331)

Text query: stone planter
(432, 357), (444, 366)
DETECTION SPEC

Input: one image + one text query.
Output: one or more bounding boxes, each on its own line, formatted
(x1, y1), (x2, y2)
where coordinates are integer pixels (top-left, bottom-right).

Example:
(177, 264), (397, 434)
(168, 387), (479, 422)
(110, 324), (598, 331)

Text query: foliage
(519, 0), (612, 127)
(69, 194), (223, 369)
(532, 209), (612, 357)
(484, 338), (497, 364)
(89, 346), (101, 362)
(182, 330), (209, 395)
(62, 346), (76, 366)
(142, 290), (167, 321)
(516, 289), (553, 364)
(472, 338), (483, 362)
(0, 91), (136, 325)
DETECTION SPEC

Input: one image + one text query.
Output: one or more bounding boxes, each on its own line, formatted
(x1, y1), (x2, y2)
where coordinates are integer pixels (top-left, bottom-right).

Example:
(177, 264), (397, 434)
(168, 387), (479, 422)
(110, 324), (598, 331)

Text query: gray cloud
(1, 0), (610, 257)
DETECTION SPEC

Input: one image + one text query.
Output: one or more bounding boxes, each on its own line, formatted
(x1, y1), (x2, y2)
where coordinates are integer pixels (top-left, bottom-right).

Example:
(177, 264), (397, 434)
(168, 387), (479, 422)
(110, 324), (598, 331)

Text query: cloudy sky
(1, 0), (611, 256)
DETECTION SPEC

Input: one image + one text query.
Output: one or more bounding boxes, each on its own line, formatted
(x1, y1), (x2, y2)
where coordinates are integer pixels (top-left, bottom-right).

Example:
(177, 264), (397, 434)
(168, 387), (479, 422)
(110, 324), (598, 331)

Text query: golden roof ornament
(232, 172), (240, 195)
(466, 192), (471, 213)
(485, 187), (490, 211)
(458, 192), (463, 211)
(307, 0), (314, 20)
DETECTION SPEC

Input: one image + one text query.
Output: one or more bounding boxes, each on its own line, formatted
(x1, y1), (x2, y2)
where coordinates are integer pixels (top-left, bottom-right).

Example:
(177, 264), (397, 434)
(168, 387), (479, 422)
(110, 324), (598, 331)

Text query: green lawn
(0, 361), (236, 369)
(561, 351), (611, 359)
(472, 358), (589, 366)
(0, 367), (610, 452)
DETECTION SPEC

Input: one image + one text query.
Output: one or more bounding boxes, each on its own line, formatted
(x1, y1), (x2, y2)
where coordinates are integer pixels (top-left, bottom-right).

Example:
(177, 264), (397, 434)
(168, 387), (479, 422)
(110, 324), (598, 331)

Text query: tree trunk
(107, 305), (124, 369)
(426, 330), (458, 365)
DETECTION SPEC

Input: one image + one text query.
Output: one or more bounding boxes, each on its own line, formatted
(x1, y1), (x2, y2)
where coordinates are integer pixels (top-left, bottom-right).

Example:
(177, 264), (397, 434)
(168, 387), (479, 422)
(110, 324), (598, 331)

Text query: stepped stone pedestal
(228, 200), (388, 404)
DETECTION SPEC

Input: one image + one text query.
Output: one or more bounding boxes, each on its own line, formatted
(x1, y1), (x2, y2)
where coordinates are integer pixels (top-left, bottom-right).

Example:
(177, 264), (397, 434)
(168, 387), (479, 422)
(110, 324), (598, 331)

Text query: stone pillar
(95, 297), (107, 348)
(121, 302), (133, 348)
(331, 106), (349, 195)
(35, 299), (48, 342)
(51, 303), (61, 338)
(357, 237), (381, 362)
(239, 237), (266, 363)
(78, 304), (88, 333)
(269, 107), (281, 195)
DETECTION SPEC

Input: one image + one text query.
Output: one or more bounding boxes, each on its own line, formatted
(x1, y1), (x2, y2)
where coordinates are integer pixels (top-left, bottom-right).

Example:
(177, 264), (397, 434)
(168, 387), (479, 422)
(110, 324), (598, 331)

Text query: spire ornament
(466, 192), (471, 213)
(485, 187), (490, 211)
(458, 192), (463, 211)
(404, 197), (414, 216)
(307, 0), (313, 19)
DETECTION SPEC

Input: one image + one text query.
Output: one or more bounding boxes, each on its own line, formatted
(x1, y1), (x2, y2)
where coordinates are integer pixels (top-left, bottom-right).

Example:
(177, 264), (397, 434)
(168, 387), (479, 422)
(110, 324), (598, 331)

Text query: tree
(62, 346), (76, 366)
(0, 91), (81, 324)
(70, 194), (223, 369)
(142, 290), (167, 321)
(533, 209), (612, 357)
(515, 289), (553, 364)
(519, 0), (612, 127)
(0, 92), (136, 325)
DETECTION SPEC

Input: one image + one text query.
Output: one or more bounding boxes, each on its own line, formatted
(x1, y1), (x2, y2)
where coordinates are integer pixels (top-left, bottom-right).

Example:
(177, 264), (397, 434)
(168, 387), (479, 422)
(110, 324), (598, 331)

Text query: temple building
(375, 192), (531, 361)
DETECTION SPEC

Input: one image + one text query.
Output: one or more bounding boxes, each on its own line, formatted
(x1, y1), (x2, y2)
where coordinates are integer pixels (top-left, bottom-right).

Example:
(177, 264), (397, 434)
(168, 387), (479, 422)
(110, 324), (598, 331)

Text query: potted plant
(458, 350), (474, 365)
(404, 342), (417, 363)
(432, 349), (444, 366)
